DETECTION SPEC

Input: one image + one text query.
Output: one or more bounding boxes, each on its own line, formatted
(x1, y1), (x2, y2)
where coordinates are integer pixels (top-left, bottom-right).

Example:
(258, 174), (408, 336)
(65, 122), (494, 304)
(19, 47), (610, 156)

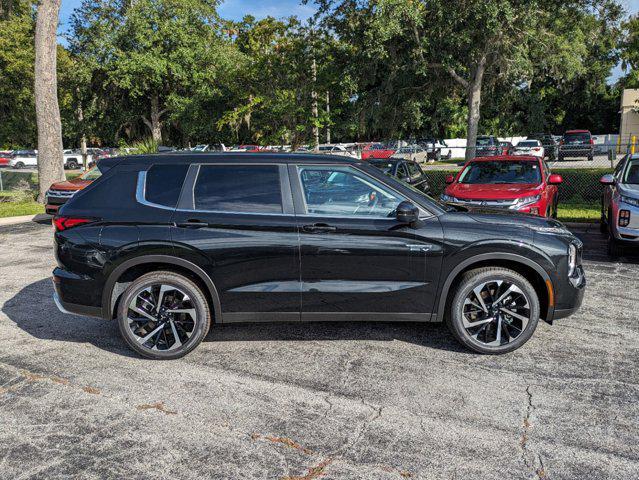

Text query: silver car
(600, 154), (639, 255)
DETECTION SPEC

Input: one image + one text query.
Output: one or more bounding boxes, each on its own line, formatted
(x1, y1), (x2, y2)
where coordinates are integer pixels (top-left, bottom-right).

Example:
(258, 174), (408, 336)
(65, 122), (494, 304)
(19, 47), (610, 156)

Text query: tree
(620, 14), (639, 87)
(34, 0), (65, 202)
(70, 0), (239, 145)
(315, 0), (622, 154)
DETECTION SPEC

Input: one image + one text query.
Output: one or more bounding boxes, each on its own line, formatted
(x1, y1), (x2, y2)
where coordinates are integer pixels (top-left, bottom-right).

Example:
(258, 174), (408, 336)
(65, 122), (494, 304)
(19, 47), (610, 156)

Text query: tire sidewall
(449, 270), (540, 354)
(117, 273), (210, 360)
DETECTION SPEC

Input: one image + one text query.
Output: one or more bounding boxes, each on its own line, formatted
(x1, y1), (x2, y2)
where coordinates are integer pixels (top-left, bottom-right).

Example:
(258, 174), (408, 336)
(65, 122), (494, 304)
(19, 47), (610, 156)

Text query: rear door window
(146, 164), (190, 208)
(193, 165), (283, 213)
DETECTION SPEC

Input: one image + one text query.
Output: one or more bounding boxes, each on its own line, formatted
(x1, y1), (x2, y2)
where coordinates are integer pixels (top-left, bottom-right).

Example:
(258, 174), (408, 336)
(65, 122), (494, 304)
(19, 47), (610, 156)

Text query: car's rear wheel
(14, 161), (24, 169)
(117, 271), (211, 360)
(67, 160), (78, 170)
(446, 267), (540, 354)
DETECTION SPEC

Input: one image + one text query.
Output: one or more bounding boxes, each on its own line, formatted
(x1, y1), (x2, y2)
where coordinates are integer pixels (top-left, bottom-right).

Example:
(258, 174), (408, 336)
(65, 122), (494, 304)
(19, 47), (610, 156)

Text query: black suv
(53, 153), (585, 359)
(368, 158), (430, 193)
(475, 136), (500, 157)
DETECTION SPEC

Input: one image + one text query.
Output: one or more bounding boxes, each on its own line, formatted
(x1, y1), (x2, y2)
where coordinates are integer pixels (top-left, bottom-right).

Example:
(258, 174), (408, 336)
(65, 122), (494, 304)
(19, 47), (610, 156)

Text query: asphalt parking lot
(0, 220), (637, 479)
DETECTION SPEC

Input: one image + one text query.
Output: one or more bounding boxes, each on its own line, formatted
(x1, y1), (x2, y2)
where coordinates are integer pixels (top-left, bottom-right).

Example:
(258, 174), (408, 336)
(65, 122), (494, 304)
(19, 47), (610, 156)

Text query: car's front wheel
(117, 271), (211, 360)
(446, 267), (540, 354)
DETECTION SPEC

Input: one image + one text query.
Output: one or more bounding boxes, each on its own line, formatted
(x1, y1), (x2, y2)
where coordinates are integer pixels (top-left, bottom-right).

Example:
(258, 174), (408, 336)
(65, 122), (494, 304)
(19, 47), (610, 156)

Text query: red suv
(441, 155), (563, 217)
(361, 143), (396, 160)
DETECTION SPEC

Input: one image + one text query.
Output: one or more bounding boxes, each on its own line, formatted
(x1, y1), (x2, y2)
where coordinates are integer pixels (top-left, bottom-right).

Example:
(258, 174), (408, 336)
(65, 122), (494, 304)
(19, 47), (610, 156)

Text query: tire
(117, 271), (211, 360)
(600, 201), (608, 233)
(67, 160), (78, 170)
(608, 237), (623, 258)
(13, 161), (25, 169)
(587, 154), (594, 162)
(446, 267), (540, 354)
(607, 212), (623, 258)
(557, 154), (563, 162)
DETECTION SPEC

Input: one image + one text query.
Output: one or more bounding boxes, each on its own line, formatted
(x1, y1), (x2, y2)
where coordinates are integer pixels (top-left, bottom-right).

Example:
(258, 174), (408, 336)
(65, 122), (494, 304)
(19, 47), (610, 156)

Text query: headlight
(568, 244), (577, 277)
(513, 194), (542, 207)
(440, 194), (458, 203)
(620, 195), (639, 207)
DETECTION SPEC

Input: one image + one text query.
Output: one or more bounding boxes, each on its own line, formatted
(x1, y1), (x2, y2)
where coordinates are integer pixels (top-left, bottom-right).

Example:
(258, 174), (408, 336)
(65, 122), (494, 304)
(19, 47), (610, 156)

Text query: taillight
(590, 138), (594, 145)
(533, 147), (541, 151)
(53, 216), (94, 232)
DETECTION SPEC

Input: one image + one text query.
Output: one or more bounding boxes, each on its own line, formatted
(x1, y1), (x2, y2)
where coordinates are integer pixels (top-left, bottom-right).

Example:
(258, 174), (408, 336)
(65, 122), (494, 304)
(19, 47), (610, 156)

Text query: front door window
(297, 166), (406, 218)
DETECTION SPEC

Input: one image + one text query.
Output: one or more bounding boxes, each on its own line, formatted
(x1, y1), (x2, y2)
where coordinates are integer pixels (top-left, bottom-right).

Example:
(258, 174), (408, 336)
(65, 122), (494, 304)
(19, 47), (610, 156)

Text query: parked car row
(0, 148), (116, 169)
(475, 130), (595, 162)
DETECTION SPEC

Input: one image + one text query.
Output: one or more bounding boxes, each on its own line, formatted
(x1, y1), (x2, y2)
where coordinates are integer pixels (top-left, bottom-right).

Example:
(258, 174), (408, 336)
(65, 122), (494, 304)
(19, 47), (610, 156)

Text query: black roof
(98, 152), (360, 172)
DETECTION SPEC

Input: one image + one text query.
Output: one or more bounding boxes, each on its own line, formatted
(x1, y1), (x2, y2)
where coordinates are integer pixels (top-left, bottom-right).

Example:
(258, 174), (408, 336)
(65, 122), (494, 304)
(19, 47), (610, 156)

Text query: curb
(0, 213), (51, 227)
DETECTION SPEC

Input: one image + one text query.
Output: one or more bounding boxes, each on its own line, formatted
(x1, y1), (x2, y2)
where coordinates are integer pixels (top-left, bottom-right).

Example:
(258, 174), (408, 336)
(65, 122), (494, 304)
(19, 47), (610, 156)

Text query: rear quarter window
(146, 164), (190, 208)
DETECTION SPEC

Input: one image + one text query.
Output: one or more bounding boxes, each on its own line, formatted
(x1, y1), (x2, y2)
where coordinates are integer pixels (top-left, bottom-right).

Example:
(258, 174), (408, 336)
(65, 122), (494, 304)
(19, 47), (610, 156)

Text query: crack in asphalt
(520, 385), (549, 480)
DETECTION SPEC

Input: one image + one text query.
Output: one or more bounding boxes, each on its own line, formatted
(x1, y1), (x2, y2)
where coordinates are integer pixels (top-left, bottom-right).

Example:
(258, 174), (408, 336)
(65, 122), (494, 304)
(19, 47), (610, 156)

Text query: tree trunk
(150, 94), (162, 143)
(75, 89), (88, 169)
(325, 91), (331, 144)
(311, 57), (319, 152)
(464, 55), (487, 162)
(34, 0), (65, 203)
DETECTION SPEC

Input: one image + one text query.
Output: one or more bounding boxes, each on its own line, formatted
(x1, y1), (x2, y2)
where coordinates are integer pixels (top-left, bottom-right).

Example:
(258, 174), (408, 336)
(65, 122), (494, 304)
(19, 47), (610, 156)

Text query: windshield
(458, 161), (541, 184)
(623, 159), (639, 185)
(476, 137), (492, 146)
(80, 167), (102, 180)
(564, 133), (590, 142)
(517, 141), (539, 147)
(369, 160), (396, 174)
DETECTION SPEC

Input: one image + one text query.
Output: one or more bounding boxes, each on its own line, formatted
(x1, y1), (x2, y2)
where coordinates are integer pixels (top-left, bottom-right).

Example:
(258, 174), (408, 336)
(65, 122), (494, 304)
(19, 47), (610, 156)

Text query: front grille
(47, 189), (77, 199)
(455, 198), (517, 207)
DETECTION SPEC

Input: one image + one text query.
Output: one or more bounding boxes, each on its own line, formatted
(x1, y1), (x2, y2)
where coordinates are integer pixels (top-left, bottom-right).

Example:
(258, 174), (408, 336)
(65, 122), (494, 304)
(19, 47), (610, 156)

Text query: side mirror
(548, 174), (563, 185)
(396, 201), (419, 225)
(445, 174), (455, 184)
(600, 174), (615, 185)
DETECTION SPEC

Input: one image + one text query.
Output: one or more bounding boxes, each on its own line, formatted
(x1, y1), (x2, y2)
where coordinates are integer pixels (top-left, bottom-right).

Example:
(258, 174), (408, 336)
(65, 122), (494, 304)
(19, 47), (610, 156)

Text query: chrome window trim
(136, 171), (175, 211)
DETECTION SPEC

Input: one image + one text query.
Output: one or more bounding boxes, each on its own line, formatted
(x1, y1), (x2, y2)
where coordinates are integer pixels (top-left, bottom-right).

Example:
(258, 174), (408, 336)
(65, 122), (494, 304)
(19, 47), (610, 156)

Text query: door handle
(176, 219), (208, 229)
(302, 223), (337, 233)
(407, 244), (433, 253)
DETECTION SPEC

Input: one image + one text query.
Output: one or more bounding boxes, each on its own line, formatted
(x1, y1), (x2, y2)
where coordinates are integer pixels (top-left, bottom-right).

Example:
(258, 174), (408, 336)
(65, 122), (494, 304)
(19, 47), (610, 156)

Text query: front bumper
(551, 265), (585, 322)
(610, 200), (639, 241)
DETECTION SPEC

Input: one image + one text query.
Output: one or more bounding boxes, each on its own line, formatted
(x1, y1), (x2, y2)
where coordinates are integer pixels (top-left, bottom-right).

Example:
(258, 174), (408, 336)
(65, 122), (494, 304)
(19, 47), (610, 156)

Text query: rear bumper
(52, 271), (103, 319)
(559, 147), (593, 157)
(53, 290), (102, 318)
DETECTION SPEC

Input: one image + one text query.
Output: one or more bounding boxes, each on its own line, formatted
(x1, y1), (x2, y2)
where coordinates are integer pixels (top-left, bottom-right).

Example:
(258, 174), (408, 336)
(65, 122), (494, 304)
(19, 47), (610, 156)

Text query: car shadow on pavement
(3, 279), (468, 359)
